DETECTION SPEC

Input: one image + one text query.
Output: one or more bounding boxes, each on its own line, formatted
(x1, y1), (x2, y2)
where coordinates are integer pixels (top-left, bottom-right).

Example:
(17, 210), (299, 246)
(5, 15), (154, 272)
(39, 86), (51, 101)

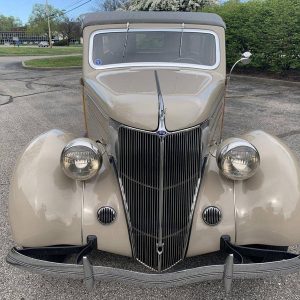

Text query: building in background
(0, 27), (48, 45)
(0, 26), (80, 45)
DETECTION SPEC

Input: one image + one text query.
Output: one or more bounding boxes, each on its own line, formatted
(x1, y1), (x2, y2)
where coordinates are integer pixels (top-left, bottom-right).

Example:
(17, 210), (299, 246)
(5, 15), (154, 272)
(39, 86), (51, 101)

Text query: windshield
(91, 29), (218, 68)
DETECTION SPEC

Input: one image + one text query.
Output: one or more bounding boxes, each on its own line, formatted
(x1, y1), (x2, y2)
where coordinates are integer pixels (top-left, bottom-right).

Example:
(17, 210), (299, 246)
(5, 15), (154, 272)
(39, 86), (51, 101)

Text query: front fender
(9, 129), (132, 256)
(187, 130), (300, 257)
(187, 151), (235, 257)
(9, 129), (83, 247)
(235, 130), (300, 246)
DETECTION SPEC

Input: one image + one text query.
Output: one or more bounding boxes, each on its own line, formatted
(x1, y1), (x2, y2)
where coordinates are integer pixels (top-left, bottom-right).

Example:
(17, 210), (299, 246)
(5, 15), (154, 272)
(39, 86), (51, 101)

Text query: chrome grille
(118, 126), (202, 271)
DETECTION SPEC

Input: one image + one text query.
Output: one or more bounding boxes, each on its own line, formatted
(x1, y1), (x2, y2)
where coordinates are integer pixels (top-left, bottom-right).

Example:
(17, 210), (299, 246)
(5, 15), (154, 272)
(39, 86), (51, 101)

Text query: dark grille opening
(97, 207), (117, 225)
(118, 126), (202, 271)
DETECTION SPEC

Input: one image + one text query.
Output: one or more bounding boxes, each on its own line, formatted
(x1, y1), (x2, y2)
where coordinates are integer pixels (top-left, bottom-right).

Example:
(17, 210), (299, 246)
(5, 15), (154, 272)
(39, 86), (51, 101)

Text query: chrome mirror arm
(226, 57), (244, 90)
(225, 51), (252, 95)
(221, 52), (252, 139)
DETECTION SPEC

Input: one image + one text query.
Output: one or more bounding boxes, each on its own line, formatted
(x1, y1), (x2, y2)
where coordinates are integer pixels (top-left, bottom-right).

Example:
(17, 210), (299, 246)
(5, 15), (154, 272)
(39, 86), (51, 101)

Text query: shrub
(205, 0), (300, 74)
(53, 39), (69, 46)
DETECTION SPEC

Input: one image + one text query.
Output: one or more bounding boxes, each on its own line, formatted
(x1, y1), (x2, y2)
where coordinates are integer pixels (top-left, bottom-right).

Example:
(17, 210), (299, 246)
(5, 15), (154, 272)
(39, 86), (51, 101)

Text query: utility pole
(45, 0), (52, 48)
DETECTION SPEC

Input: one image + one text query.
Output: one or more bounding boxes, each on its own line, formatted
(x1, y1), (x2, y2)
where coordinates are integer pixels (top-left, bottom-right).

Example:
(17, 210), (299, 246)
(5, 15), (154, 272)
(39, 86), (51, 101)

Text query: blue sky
(0, 0), (95, 24)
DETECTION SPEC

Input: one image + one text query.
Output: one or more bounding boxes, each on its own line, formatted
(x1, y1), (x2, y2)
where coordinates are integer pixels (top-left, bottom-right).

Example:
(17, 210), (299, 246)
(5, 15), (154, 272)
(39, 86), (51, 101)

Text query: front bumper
(6, 236), (300, 292)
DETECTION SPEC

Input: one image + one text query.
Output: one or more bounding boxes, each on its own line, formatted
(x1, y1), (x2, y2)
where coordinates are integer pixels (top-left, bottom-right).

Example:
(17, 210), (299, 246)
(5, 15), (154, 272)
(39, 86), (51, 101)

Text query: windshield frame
(89, 28), (220, 70)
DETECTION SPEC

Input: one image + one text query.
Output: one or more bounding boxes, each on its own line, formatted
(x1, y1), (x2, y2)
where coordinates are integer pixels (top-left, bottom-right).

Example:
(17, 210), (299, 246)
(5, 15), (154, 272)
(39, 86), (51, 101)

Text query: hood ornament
(154, 70), (167, 137)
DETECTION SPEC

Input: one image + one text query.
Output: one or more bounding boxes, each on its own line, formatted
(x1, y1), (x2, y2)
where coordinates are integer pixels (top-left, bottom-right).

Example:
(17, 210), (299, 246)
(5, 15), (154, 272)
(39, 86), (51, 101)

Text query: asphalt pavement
(1, 57), (300, 299)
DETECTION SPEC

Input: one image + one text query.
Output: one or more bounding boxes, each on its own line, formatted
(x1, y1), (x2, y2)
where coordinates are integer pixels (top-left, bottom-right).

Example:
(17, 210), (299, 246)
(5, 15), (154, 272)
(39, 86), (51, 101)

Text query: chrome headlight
(61, 138), (102, 181)
(216, 138), (260, 180)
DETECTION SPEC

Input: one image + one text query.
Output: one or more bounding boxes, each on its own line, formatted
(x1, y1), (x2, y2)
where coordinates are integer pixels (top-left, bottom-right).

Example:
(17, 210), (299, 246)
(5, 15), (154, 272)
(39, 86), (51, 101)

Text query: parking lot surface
(1, 57), (300, 299)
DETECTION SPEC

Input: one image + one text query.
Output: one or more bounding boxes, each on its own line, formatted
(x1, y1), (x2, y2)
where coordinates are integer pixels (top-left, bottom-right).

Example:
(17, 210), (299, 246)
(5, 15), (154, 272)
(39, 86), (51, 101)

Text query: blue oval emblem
(95, 58), (102, 65)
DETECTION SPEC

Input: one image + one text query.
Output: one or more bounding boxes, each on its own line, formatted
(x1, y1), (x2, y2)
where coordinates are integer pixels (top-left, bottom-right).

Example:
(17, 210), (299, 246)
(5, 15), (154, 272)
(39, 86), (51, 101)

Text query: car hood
(84, 68), (225, 131)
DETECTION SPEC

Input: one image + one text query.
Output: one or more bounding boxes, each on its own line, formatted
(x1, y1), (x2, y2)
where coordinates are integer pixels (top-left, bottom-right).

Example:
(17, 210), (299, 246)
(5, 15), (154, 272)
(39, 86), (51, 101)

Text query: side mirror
(227, 51), (252, 82)
(241, 51), (252, 65)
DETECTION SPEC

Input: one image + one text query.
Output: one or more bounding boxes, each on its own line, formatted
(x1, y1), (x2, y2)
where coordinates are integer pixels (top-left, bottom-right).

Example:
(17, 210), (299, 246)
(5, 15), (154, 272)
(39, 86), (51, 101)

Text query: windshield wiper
(122, 22), (130, 62)
(179, 23), (185, 57)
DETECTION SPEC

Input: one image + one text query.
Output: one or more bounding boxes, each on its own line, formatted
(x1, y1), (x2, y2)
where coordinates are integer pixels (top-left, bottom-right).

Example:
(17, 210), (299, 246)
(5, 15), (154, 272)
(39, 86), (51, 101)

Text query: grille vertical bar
(118, 126), (202, 271)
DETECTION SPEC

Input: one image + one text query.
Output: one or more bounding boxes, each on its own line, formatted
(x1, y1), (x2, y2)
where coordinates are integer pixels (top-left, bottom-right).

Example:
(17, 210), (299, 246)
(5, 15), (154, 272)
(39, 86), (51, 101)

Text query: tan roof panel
(81, 11), (226, 29)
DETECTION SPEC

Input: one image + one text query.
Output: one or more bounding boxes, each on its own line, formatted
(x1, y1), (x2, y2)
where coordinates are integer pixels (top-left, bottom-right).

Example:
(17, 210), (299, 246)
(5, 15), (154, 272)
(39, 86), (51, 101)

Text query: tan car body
(9, 18), (300, 261)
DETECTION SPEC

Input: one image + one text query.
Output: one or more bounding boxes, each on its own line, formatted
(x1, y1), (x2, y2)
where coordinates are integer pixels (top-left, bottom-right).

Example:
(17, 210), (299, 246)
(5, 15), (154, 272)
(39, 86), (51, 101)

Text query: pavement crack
(0, 93), (13, 106)
(12, 88), (71, 99)
(25, 81), (73, 89)
(1, 77), (75, 90)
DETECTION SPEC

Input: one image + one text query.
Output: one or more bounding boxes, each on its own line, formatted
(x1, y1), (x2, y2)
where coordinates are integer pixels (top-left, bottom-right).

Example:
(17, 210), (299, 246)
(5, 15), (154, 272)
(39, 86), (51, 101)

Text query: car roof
(81, 11), (226, 29)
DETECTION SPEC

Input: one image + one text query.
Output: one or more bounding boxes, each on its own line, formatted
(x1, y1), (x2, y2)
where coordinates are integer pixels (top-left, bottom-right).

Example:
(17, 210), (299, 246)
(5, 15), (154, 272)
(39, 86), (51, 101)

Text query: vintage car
(7, 11), (300, 292)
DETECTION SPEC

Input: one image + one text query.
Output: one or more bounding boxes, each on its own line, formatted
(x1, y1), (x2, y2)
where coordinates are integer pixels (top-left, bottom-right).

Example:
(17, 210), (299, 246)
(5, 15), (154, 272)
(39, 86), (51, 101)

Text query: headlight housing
(216, 138), (260, 180)
(61, 138), (102, 181)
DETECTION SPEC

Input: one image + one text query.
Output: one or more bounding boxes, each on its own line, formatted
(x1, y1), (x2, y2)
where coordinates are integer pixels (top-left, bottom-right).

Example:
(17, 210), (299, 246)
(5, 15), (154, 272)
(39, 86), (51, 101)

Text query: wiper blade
(179, 23), (185, 57)
(122, 22), (130, 62)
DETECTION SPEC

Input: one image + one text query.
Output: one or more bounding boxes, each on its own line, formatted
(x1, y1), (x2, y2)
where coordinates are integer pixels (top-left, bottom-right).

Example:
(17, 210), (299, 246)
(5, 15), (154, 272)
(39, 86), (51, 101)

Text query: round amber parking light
(216, 138), (260, 180)
(61, 138), (102, 181)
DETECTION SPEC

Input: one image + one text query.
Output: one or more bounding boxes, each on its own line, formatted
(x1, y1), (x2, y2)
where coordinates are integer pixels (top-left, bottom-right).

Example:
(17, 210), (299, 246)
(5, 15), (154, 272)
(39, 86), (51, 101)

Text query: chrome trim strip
(233, 180), (237, 243)
(182, 121), (209, 258)
(88, 28), (221, 71)
(81, 181), (85, 245)
(110, 158), (135, 258)
(154, 70), (166, 271)
(112, 119), (202, 136)
(182, 177), (201, 257)
(157, 137), (164, 272)
(7, 248), (300, 288)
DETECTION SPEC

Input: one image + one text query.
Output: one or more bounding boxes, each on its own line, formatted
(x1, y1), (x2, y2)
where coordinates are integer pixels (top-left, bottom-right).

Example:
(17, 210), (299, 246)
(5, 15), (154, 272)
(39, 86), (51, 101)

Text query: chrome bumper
(6, 247), (300, 292)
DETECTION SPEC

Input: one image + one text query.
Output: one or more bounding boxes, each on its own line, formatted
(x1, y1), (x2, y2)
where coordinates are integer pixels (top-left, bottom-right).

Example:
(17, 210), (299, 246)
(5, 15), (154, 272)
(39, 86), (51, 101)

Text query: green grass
(0, 46), (82, 56)
(24, 55), (82, 68)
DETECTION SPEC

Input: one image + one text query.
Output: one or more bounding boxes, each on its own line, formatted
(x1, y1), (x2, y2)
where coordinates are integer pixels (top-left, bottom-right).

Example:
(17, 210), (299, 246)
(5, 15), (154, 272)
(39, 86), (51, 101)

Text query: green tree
(58, 17), (81, 45)
(27, 3), (64, 36)
(0, 15), (22, 31)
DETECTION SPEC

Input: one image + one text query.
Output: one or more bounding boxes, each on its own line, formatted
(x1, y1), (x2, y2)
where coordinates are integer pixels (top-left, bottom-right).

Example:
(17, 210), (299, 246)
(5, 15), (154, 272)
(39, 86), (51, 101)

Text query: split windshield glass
(92, 30), (217, 67)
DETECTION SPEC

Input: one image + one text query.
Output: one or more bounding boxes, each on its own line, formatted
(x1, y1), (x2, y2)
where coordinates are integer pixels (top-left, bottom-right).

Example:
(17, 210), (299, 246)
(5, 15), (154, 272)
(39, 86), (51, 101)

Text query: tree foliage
(205, 0), (300, 73)
(27, 4), (64, 36)
(95, 0), (218, 11)
(0, 15), (22, 31)
(94, 0), (131, 11)
(129, 0), (180, 11)
(59, 17), (81, 44)
(128, 0), (219, 11)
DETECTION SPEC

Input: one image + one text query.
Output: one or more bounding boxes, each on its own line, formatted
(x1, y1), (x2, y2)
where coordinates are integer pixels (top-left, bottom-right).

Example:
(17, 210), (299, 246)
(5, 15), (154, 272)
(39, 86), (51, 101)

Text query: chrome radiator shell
(115, 124), (202, 271)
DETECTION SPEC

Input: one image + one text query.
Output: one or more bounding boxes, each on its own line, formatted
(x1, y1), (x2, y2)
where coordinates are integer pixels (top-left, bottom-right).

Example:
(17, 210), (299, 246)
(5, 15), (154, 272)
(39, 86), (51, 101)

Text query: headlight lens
(217, 138), (260, 180)
(61, 138), (102, 180)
